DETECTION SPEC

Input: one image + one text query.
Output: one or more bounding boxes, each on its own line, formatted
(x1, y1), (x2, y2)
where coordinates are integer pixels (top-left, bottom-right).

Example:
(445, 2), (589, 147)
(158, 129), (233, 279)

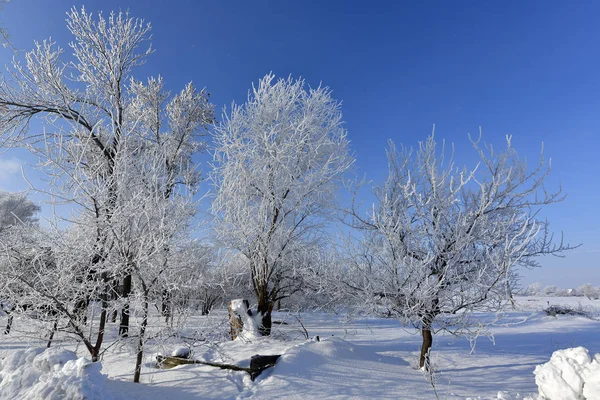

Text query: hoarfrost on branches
(0, 6), (214, 382)
(344, 132), (574, 368)
(212, 73), (353, 335)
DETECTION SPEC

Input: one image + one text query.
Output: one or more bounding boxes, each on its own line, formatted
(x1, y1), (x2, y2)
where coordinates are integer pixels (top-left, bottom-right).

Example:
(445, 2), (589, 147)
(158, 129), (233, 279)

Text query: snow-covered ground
(1, 296), (599, 399)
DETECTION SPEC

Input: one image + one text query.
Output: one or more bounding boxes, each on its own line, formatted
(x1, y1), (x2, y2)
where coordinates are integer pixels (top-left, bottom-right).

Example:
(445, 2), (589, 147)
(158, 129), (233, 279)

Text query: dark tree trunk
(4, 314), (13, 334)
(161, 289), (171, 323)
(257, 300), (273, 336)
(73, 297), (90, 325)
(91, 285), (110, 362)
(119, 274), (132, 337)
(133, 295), (149, 383)
(201, 294), (218, 316)
(111, 309), (118, 323)
(419, 322), (433, 369)
(46, 318), (59, 348)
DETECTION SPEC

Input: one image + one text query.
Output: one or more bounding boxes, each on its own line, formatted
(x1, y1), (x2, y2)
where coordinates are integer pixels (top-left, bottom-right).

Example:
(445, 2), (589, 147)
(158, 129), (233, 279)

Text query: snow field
(0, 296), (599, 399)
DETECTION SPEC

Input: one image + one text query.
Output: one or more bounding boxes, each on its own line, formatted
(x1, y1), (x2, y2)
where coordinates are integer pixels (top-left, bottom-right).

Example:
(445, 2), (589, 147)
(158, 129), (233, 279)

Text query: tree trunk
(257, 300), (273, 336)
(133, 295), (149, 383)
(228, 300), (248, 340)
(90, 274), (111, 362)
(46, 318), (59, 348)
(91, 292), (109, 362)
(119, 274), (132, 337)
(111, 309), (118, 323)
(4, 314), (13, 334)
(419, 323), (433, 369)
(73, 297), (89, 325)
(161, 289), (171, 323)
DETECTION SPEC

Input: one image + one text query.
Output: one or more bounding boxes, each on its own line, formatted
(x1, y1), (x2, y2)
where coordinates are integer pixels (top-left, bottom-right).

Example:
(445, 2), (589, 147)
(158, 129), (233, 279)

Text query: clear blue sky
(0, 0), (598, 287)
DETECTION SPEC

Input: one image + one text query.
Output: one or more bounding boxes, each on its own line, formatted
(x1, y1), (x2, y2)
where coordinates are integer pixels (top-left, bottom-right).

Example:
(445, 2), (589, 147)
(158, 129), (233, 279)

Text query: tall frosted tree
(212, 73), (353, 335)
(0, 6), (213, 367)
(345, 133), (573, 369)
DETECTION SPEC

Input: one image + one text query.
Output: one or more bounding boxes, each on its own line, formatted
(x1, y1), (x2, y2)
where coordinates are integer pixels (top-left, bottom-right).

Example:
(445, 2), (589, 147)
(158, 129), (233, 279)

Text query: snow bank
(249, 337), (411, 399)
(0, 347), (111, 400)
(171, 346), (191, 358)
(533, 346), (600, 400)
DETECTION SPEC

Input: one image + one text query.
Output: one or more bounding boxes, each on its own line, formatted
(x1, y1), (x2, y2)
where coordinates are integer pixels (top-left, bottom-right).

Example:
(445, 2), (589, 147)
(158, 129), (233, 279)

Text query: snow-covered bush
(534, 347), (600, 400)
(578, 284), (600, 300)
(0, 347), (110, 400)
(544, 305), (587, 317)
(544, 286), (558, 296)
(525, 282), (543, 296)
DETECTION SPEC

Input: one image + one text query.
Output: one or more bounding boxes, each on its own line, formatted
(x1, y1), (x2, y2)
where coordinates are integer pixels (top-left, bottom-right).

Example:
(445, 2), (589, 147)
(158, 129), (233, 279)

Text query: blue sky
(0, 0), (598, 287)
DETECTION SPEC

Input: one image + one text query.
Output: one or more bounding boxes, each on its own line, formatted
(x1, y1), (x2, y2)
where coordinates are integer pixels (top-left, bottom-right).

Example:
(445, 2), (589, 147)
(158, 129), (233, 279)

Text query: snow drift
(534, 346), (600, 400)
(249, 337), (411, 399)
(0, 347), (110, 400)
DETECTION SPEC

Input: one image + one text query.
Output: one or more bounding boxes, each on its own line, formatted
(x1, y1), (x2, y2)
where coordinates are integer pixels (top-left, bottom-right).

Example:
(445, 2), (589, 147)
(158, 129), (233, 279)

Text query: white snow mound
(171, 346), (191, 358)
(0, 347), (111, 400)
(249, 337), (410, 399)
(533, 346), (600, 400)
(230, 298), (263, 340)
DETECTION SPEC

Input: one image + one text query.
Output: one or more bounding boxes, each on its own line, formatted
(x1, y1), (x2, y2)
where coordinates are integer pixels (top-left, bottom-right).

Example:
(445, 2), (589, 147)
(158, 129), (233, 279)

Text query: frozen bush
(578, 284), (600, 300)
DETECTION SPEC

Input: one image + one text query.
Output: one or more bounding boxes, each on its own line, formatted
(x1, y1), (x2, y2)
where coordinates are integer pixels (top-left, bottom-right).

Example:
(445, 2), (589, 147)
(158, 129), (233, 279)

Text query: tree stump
(228, 299), (251, 340)
(250, 354), (281, 380)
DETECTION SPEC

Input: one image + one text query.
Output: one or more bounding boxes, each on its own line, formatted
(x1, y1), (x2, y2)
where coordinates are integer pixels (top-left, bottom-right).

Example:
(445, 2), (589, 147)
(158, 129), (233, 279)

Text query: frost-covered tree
(0, 191), (42, 334)
(107, 160), (198, 382)
(345, 133), (573, 369)
(0, 191), (40, 234)
(578, 283), (599, 300)
(0, 219), (113, 357)
(525, 282), (543, 296)
(544, 285), (558, 296)
(0, 6), (213, 348)
(212, 74), (353, 335)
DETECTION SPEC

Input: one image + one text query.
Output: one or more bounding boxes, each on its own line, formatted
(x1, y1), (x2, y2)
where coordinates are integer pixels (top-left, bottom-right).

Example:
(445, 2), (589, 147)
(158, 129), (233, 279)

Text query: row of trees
(0, 6), (572, 380)
(0, 7), (214, 382)
(524, 282), (600, 299)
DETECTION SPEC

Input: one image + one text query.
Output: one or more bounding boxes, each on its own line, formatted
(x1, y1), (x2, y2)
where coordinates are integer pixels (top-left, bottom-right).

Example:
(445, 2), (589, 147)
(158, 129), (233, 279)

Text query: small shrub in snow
(544, 305), (586, 317)
(543, 304), (598, 320)
(534, 346), (600, 400)
(578, 284), (600, 300)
